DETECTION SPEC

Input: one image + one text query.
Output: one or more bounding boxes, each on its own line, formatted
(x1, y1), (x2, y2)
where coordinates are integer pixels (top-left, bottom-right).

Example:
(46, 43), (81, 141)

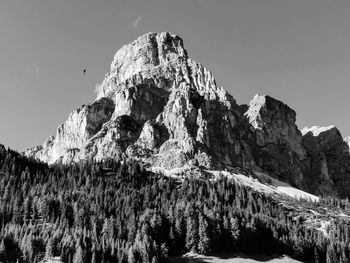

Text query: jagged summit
(96, 32), (189, 99)
(244, 94), (305, 156)
(25, 32), (350, 198)
(26, 32), (238, 169)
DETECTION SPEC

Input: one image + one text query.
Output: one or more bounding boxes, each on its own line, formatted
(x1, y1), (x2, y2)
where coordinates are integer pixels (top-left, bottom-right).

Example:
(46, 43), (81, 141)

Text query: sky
(1, 0), (350, 151)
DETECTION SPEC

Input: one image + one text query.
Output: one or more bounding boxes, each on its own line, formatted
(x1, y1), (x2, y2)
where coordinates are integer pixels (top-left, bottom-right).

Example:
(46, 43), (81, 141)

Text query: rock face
(26, 97), (115, 164)
(244, 95), (307, 187)
(25, 32), (350, 198)
(302, 126), (350, 197)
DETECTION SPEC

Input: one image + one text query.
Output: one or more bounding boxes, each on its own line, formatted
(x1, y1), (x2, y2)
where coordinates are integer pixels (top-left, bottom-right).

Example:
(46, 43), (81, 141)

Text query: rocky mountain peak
(25, 32), (350, 198)
(245, 94), (305, 156)
(96, 32), (187, 99)
(26, 32), (239, 169)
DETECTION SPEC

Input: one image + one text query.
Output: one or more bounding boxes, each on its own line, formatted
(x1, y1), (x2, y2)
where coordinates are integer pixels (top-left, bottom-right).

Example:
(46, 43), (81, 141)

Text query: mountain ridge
(25, 32), (350, 198)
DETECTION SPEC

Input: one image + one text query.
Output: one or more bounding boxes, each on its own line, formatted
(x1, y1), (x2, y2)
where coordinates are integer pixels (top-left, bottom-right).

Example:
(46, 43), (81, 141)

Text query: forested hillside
(0, 144), (350, 263)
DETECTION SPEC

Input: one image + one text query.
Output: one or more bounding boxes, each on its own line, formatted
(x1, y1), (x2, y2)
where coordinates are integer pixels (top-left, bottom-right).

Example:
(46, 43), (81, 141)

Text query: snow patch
(216, 171), (278, 196)
(174, 252), (304, 263)
(276, 186), (319, 202)
(152, 166), (319, 203)
(230, 171), (319, 202)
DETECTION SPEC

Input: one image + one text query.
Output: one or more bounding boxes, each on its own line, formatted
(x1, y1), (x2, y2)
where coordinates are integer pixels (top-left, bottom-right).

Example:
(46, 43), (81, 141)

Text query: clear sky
(1, 0), (350, 151)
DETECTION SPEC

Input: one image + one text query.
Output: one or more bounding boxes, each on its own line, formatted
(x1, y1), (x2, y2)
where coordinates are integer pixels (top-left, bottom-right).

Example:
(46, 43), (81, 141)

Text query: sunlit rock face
(26, 97), (115, 164)
(25, 32), (350, 198)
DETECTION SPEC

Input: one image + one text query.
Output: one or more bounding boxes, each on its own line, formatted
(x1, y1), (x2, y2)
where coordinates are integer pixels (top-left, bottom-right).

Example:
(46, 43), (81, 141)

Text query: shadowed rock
(302, 126), (350, 197)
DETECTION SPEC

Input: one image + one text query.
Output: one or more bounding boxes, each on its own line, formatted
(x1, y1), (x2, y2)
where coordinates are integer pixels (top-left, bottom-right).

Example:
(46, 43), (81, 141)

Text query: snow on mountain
(151, 166), (319, 202)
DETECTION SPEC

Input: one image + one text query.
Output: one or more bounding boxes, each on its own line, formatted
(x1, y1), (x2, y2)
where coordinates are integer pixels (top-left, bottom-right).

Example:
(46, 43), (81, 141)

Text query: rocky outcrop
(25, 32), (350, 198)
(243, 95), (307, 187)
(26, 97), (115, 163)
(245, 95), (305, 155)
(302, 126), (350, 197)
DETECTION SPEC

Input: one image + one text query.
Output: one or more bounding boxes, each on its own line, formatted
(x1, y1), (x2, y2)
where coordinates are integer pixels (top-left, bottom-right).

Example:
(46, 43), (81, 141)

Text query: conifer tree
(127, 246), (135, 263)
(230, 217), (240, 248)
(198, 213), (210, 254)
(185, 215), (198, 252)
(0, 238), (6, 259)
(73, 244), (84, 263)
(326, 244), (338, 263)
(45, 238), (54, 259)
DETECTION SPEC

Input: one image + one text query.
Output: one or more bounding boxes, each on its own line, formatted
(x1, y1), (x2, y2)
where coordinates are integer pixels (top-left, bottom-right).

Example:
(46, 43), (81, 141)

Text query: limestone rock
(245, 95), (305, 155)
(24, 32), (350, 198)
(302, 126), (350, 196)
(26, 32), (244, 169)
(244, 94), (306, 187)
(26, 97), (115, 164)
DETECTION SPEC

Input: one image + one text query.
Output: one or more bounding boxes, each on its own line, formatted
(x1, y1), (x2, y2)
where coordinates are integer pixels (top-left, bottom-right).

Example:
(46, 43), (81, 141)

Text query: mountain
(25, 32), (350, 198)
